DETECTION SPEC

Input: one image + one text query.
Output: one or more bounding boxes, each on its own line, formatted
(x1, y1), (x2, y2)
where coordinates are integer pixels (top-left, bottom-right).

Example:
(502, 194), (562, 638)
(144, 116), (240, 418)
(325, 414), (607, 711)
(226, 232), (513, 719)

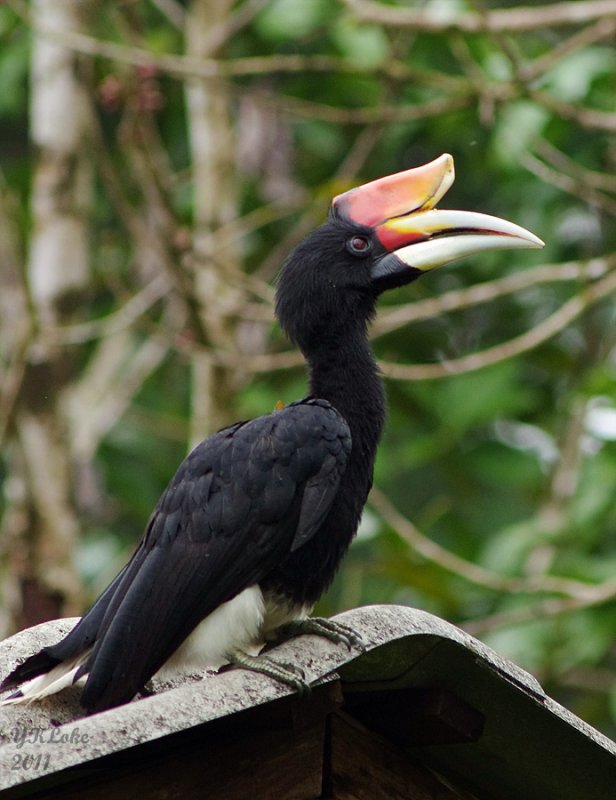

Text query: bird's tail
(0, 650), (90, 705)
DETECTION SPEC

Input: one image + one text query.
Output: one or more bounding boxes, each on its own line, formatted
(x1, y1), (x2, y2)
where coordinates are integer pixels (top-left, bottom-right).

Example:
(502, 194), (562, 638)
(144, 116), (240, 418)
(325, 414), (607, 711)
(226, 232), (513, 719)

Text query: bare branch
(255, 124), (389, 282)
(213, 189), (309, 252)
(201, 259), (616, 377)
(0, 322), (32, 449)
(150, 0), (185, 29)
(205, 0), (270, 55)
(378, 266), (616, 381)
(529, 89), (616, 133)
(342, 0), (616, 33)
(559, 666), (615, 695)
(463, 581), (616, 635)
(0, 169), (30, 447)
(3, 7), (472, 88)
(532, 138), (616, 193)
(369, 486), (608, 598)
(523, 400), (587, 577)
(260, 90), (472, 125)
(369, 486), (522, 592)
(523, 152), (616, 217)
(170, 338), (304, 373)
(68, 331), (171, 461)
(374, 258), (615, 337)
(45, 273), (170, 346)
(522, 16), (616, 83)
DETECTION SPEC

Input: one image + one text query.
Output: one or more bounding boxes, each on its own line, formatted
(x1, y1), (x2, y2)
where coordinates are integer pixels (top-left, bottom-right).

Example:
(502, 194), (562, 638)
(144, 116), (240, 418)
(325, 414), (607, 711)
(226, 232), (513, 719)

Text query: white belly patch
(155, 585), (310, 677)
(0, 585), (312, 704)
(156, 585), (266, 675)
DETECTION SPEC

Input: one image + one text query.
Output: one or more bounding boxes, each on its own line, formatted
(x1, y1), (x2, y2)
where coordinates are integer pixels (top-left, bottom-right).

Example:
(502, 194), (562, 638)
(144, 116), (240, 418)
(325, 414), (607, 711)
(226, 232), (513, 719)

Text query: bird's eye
(347, 235), (371, 256)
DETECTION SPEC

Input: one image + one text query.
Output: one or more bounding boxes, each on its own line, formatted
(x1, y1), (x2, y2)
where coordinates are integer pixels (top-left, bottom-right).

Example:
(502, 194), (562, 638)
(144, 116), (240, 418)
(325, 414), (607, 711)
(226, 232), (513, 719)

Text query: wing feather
(3, 401), (351, 711)
(81, 400), (350, 710)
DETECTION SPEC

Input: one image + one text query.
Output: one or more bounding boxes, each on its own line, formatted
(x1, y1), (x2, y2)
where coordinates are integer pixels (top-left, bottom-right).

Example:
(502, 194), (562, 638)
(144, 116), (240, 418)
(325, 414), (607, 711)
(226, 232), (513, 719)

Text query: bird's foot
(222, 651), (310, 695)
(272, 617), (365, 652)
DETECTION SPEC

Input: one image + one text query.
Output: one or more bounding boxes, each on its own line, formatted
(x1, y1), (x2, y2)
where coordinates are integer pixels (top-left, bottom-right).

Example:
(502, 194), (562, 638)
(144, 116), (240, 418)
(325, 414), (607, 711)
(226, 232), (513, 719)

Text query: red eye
(348, 236), (371, 255)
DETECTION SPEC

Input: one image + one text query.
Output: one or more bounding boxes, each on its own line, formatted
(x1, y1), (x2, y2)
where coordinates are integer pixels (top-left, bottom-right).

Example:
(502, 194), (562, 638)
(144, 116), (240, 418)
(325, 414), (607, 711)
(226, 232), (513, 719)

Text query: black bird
(0, 155), (542, 711)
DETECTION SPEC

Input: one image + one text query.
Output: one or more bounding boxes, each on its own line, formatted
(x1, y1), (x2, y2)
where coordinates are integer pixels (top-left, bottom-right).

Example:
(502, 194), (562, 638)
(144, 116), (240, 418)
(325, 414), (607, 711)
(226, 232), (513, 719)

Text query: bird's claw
(223, 651), (310, 695)
(273, 617), (366, 652)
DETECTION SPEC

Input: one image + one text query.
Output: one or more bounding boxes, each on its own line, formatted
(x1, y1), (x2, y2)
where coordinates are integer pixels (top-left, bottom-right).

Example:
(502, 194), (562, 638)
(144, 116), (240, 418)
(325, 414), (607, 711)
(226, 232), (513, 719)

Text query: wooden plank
(326, 711), (467, 800)
(27, 723), (323, 800)
(346, 688), (484, 747)
(23, 683), (343, 800)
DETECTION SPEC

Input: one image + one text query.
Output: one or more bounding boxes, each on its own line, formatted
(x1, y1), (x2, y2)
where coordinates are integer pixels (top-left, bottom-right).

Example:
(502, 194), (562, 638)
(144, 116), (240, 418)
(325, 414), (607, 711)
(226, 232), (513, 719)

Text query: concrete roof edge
(0, 604), (614, 790)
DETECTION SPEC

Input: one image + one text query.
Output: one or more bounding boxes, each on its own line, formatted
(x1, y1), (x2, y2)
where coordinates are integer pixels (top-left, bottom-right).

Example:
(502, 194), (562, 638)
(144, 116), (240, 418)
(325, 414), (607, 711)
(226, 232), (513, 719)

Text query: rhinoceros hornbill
(1, 154), (542, 712)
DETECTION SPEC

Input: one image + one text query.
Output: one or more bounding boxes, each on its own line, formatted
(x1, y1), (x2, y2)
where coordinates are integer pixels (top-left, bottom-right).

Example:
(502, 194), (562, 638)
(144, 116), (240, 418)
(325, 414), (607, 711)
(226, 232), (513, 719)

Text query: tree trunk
(1, 0), (93, 631)
(184, 0), (245, 445)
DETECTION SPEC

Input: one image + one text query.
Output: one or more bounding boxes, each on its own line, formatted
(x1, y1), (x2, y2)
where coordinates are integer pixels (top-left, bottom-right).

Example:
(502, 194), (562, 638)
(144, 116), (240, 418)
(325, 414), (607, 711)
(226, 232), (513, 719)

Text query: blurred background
(1, 0), (616, 735)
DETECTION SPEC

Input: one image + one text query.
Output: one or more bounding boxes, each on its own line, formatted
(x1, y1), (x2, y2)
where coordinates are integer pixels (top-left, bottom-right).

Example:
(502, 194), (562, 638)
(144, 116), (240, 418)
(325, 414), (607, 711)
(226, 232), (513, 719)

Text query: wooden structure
(0, 605), (615, 799)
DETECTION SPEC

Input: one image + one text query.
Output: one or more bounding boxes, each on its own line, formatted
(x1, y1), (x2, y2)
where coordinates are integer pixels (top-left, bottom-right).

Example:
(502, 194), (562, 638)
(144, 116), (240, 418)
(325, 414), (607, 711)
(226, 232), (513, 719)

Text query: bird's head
(276, 154), (543, 350)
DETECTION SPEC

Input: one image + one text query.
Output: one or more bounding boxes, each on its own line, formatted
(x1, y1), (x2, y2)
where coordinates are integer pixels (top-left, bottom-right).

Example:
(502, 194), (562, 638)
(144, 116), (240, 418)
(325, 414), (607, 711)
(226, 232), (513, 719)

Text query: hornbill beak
(332, 154), (544, 281)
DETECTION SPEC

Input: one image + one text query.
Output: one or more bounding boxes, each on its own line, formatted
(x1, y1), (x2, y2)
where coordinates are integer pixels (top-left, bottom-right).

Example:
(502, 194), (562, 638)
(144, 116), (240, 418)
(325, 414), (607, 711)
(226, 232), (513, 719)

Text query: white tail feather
(0, 651), (90, 706)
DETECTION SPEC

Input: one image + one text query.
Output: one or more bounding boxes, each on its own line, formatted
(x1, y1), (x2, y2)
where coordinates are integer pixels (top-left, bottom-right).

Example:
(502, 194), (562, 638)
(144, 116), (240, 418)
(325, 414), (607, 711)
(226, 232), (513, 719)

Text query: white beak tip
(527, 232), (545, 248)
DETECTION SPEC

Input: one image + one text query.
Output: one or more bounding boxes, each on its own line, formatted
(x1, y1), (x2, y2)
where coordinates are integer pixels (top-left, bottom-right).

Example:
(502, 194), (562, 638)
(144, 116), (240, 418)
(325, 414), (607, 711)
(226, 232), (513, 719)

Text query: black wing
(5, 400), (350, 711)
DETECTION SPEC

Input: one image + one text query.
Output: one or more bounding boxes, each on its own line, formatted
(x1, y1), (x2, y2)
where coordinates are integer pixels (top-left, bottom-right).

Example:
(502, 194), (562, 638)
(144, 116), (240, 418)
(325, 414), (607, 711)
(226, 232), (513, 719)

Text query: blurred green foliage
(1, 0), (616, 736)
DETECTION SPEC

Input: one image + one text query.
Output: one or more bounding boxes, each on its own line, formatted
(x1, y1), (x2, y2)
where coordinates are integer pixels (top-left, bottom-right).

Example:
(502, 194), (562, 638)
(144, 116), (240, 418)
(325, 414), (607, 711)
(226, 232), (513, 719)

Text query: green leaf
(492, 101), (549, 165)
(256, 0), (328, 40)
(0, 33), (28, 116)
(544, 47), (616, 102)
(467, 441), (544, 489)
(428, 362), (535, 432)
(479, 518), (545, 575)
(331, 19), (390, 69)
